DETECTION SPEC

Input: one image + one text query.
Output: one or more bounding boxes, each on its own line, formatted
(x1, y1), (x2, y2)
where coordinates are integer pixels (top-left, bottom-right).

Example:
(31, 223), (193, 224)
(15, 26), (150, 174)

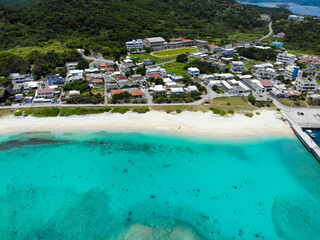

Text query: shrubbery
(60, 107), (111, 116)
(245, 112), (254, 118)
(67, 93), (104, 104)
(132, 107), (150, 114)
(111, 107), (130, 114)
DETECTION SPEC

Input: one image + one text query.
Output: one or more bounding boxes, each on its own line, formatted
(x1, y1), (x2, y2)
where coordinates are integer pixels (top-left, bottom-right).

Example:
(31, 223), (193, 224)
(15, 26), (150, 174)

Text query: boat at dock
(306, 129), (316, 138)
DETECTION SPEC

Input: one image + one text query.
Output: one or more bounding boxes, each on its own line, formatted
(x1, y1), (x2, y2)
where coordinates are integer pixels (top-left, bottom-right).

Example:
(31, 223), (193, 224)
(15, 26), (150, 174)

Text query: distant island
(240, 0), (320, 7)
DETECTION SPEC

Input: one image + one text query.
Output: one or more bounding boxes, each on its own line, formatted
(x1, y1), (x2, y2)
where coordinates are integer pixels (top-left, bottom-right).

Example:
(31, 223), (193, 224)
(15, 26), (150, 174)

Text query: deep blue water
(0, 132), (320, 240)
(303, 129), (320, 147)
(238, 2), (320, 17)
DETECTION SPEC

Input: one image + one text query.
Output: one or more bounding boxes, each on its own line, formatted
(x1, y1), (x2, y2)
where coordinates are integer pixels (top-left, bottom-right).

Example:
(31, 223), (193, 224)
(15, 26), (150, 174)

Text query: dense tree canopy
(0, 0), (290, 52)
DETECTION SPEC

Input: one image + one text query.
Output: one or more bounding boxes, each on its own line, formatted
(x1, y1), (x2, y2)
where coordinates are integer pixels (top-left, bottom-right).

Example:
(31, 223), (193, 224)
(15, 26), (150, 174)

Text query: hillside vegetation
(273, 18), (320, 54)
(0, 0), (289, 53)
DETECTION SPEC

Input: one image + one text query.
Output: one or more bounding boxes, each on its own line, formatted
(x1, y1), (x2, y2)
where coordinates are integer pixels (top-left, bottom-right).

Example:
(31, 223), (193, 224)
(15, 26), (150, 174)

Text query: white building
(146, 67), (166, 77)
(284, 65), (299, 79)
(288, 15), (304, 21)
(170, 75), (184, 82)
(231, 61), (244, 72)
(67, 70), (84, 82)
(144, 37), (166, 51)
(66, 62), (78, 72)
(126, 39), (144, 51)
(276, 52), (296, 65)
(295, 76), (317, 93)
(242, 79), (266, 94)
(35, 88), (55, 99)
(255, 68), (276, 79)
(149, 85), (166, 95)
(69, 90), (81, 96)
(171, 87), (184, 94)
(143, 59), (153, 66)
(187, 67), (200, 77)
(185, 85), (198, 93)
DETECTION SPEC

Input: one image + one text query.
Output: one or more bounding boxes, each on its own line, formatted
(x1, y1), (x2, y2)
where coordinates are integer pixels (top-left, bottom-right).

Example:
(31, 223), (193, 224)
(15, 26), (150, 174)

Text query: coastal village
(1, 15), (319, 111)
(2, 1), (320, 239)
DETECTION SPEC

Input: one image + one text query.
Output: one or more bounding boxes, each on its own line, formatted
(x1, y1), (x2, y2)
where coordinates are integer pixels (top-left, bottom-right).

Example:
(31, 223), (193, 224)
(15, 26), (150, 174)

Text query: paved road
(259, 21), (273, 41)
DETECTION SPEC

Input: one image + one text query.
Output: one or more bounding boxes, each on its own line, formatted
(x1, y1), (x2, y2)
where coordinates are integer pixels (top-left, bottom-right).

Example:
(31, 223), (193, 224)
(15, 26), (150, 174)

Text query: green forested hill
(0, 0), (289, 52)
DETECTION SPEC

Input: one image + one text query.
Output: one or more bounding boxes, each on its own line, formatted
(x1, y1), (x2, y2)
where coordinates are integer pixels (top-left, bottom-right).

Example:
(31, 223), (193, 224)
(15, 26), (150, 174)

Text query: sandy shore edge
(0, 110), (295, 139)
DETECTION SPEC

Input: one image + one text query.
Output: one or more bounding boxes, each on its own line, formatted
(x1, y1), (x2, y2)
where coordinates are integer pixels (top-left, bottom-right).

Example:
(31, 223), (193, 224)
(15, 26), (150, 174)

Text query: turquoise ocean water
(0, 131), (320, 239)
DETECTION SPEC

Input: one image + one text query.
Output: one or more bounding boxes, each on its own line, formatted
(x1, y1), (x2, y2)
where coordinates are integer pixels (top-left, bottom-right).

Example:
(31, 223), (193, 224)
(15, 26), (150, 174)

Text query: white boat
(306, 129), (316, 138)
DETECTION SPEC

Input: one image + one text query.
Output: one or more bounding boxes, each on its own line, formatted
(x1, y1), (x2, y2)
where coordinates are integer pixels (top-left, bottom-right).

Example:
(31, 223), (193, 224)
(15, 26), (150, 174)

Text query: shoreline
(0, 110), (295, 139)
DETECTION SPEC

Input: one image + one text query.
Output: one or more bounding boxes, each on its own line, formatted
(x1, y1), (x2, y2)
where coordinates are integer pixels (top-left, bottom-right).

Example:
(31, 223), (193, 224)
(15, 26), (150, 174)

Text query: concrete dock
(282, 110), (320, 163)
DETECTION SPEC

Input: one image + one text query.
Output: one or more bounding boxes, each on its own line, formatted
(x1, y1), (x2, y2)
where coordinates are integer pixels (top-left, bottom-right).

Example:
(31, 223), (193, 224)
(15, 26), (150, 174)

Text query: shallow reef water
(0, 132), (320, 240)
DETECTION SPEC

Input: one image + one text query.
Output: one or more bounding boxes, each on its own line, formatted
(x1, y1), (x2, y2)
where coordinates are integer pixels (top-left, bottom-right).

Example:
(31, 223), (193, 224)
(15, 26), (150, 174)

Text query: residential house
(284, 65), (299, 79)
(276, 52), (296, 65)
(187, 67), (200, 77)
(223, 48), (234, 56)
(120, 62), (135, 72)
(170, 75), (184, 82)
(148, 73), (162, 79)
(260, 79), (273, 92)
(272, 41), (283, 49)
(212, 62), (226, 70)
(111, 89), (124, 97)
(213, 73), (234, 80)
(0, 85), (16, 103)
(69, 90), (80, 96)
(242, 79), (266, 94)
(231, 61), (244, 72)
(131, 89), (144, 98)
(46, 75), (63, 85)
(209, 45), (221, 52)
(66, 62), (78, 72)
(67, 70), (84, 82)
(35, 88), (55, 99)
(126, 39), (144, 51)
(146, 67), (166, 77)
(10, 73), (34, 85)
(255, 68), (276, 79)
(149, 85), (166, 95)
(143, 59), (153, 66)
(91, 79), (103, 87)
(271, 88), (285, 98)
(144, 37), (166, 51)
(171, 87), (184, 94)
(276, 32), (286, 38)
(185, 85), (198, 93)
(104, 67), (115, 73)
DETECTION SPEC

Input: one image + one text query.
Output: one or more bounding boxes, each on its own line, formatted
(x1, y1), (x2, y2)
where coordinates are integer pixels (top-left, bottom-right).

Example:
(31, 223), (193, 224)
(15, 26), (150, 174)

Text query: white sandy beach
(0, 110), (294, 138)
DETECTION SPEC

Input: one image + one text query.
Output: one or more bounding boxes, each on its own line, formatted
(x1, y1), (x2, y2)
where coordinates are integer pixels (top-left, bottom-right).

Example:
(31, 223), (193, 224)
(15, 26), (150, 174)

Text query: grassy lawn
(130, 53), (175, 64)
(279, 99), (307, 107)
(0, 109), (14, 117)
(211, 97), (256, 111)
(1, 41), (67, 58)
(91, 89), (104, 95)
(228, 27), (268, 43)
(152, 47), (197, 57)
(244, 60), (261, 68)
(159, 61), (188, 75)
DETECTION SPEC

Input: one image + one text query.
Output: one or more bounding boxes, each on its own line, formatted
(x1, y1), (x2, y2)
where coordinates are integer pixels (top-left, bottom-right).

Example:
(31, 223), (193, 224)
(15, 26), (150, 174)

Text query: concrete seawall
(283, 112), (320, 163)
